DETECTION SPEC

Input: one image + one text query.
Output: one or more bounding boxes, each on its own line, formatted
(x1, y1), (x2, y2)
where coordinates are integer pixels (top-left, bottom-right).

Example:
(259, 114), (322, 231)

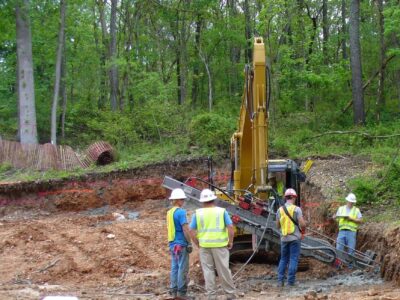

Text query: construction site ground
(0, 157), (400, 299)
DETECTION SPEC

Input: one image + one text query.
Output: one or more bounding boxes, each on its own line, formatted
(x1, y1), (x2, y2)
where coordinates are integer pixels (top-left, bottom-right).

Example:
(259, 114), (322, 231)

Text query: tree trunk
(306, 16), (318, 64)
(397, 71), (400, 112)
(244, 0), (252, 64)
(174, 1), (188, 106)
(349, 0), (365, 125)
(375, 0), (385, 122)
(109, 0), (118, 111)
(16, 0), (38, 144)
(322, 0), (329, 61)
(179, 11), (188, 105)
(51, 0), (66, 145)
(121, 0), (133, 112)
(199, 50), (212, 112)
(97, 0), (108, 109)
(60, 44), (67, 141)
(341, 0), (347, 59)
(228, 0), (240, 96)
(191, 15), (203, 107)
(176, 50), (182, 105)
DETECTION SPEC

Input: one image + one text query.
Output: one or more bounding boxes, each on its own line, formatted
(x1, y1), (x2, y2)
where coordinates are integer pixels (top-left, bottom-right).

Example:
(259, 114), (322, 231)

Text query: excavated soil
(0, 158), (399, 299)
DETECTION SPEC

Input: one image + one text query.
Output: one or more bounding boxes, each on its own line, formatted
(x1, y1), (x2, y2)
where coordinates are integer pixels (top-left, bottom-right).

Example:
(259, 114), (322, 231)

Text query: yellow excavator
(163, 38), (377, 271)
(221, 37), (306, 257)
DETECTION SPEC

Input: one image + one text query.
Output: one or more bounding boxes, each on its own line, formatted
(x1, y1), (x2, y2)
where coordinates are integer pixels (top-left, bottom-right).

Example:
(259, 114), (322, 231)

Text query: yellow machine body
(231, 37), (269, 201)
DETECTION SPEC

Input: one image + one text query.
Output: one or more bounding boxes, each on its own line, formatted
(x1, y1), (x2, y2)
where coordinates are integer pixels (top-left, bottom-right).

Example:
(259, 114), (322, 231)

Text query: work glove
(187, 243), (193, 254)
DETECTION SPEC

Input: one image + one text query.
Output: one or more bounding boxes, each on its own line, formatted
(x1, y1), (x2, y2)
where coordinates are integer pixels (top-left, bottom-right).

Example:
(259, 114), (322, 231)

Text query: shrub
(348, 177), (378, 205)
(188, 113), (235, 155)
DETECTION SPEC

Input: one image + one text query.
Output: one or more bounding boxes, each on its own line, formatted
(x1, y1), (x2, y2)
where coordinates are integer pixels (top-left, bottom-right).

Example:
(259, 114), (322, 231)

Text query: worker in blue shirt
(167, 188), (192, 299)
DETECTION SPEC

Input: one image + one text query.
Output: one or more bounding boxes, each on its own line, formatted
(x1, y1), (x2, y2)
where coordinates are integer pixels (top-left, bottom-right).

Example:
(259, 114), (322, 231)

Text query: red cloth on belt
(173, 244), (183, 261)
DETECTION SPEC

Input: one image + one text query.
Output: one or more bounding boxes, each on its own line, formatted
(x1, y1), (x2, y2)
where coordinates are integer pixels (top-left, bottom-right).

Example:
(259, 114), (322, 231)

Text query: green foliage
(348, 177), (378, 205)
(85, 111), (140, 147)
(188, 113), (236, 155)
(349, 159), (400, 206)
(0, 162), (12, 173)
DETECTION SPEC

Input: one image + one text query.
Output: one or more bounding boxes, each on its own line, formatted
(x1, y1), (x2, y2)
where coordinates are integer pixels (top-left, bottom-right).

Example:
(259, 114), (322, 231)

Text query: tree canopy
(0, 0), (399, 150)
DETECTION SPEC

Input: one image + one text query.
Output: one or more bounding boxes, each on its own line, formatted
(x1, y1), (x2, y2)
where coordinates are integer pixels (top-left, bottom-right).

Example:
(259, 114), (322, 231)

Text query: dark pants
(277, 239), (301, 285)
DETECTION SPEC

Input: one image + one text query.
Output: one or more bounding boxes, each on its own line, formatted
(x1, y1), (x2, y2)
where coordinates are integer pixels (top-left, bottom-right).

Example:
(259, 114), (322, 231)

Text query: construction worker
(189, 188), (236, 299)
(334, 193), (362, 256)
(276, 188), (306, 287)
(167, 188), (193, 299)
(268, 173), (284, 197)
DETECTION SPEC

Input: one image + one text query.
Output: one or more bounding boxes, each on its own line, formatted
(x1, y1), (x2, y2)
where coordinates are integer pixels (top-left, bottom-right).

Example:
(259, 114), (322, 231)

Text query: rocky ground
(0, 157), (399, 299)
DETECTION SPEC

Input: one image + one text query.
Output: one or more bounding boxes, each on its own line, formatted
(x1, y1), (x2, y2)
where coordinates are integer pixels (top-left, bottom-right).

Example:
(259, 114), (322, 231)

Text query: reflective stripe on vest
(167, 207), (178, 242)
(196, 207), (228, 248)
(338, 206), (360, 232)
(279, 204), (296, 236)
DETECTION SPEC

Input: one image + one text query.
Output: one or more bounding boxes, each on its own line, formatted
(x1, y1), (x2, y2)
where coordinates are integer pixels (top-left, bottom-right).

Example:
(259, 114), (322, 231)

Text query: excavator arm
(231, 38), (269, 201)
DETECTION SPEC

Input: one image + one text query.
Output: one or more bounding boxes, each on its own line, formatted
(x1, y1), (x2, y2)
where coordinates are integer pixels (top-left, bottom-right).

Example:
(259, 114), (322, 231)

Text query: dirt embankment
(303, 157), (400, 285)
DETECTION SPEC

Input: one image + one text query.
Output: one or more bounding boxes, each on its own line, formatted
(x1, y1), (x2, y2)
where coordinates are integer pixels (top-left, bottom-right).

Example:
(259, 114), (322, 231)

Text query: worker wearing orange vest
(334, 193), (362, 256)
(276, 188), (306, 287)
(167, 188), (192, 300)
(189, 189), (236, 299)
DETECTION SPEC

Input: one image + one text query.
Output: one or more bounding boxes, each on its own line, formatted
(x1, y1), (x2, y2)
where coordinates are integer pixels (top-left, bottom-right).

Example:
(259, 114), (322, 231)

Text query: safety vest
(196, 207), (228, 248)
(279, 204), (296, 236)
(167, 207), (178, 242)
(338, 205), (360, 232)
(277, 181), (284, 196)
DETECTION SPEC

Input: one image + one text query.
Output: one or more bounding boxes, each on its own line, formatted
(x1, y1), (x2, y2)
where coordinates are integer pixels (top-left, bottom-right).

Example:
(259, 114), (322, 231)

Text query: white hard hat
(199, 188), (217, 202)
(284, 188), (297, 198)
(169, 188), (186, 200)
(345, 193), (357, 203)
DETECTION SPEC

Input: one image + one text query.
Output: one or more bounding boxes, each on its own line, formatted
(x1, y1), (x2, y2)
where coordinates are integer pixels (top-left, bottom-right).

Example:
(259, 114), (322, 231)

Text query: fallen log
(309, 130), (400, 139)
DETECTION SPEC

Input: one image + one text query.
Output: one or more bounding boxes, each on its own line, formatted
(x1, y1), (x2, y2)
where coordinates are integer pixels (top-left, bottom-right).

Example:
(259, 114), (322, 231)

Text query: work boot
(169, 291), (177, 299)
(176, 294), (194, 300)
(288, 282), (298, 288)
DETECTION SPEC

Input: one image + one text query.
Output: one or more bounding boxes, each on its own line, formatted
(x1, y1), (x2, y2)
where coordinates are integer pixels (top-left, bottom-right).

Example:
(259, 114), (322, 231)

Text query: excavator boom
(232, 38), (269, 200)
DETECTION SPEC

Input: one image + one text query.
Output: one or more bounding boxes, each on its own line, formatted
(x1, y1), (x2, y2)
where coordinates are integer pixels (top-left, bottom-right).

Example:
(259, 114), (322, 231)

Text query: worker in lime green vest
(334, 193), (362, 256)
(189, 189), (236, 299)
(276, 188), (306, 287)
(167, 188), (192, 299)
(268, 173), (284, 197)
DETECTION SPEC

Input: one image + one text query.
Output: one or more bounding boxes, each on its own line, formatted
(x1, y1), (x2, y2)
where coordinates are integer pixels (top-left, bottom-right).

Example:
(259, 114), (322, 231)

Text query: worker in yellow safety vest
(268, 173), (284, 197)
(189, 189), (236, 299)
(276, 188), (306, 287)
(334, 193), (362, 256)
(167, 188), (192, 300)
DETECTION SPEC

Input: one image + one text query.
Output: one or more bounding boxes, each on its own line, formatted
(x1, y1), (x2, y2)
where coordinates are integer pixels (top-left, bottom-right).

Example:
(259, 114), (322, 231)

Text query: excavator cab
(268, 159), (306, 208)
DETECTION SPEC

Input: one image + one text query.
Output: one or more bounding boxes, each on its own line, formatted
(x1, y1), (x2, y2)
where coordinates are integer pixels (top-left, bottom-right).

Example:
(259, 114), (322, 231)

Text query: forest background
(1, 0), (400, 206)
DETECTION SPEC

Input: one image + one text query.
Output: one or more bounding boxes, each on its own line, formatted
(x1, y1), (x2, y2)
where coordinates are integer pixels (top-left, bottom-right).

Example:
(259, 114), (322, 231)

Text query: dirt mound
(0, 200), (169, 286)
(306, 156), (373, 199)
